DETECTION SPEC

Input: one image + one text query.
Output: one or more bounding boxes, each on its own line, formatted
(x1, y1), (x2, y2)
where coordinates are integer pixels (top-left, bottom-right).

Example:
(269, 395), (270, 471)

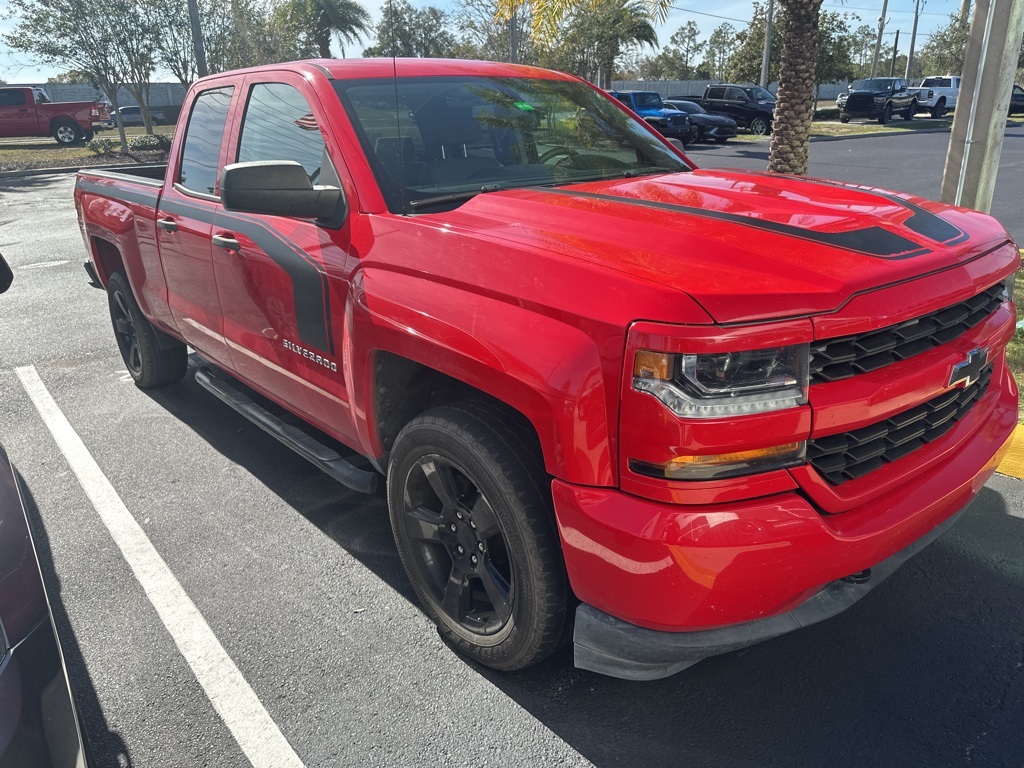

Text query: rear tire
(749, 116), (770, 135)
(53, 121), (82, 145)
(903, 100), (916, 120)
(840, 115), (850, 123)
(931, 98), (947, 119)
(387, 401), (569, 672)
(107, 271), (187, 389)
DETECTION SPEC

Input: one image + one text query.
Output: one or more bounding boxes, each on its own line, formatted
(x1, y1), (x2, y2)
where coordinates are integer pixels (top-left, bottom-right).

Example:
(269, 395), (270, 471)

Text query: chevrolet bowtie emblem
(948, 347), (989, 389)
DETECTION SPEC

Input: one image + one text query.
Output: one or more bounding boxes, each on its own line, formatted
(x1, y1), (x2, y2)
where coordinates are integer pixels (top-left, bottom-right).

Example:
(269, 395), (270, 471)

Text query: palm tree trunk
(768, 0), (822, 175)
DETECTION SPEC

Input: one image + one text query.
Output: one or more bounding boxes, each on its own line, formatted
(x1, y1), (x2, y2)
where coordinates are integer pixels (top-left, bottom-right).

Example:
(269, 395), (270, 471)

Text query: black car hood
(846, 89), (888, 97)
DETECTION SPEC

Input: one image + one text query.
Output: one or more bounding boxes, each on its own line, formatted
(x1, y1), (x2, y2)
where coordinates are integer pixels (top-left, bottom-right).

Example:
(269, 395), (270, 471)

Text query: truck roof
(196, 58), (579, 83)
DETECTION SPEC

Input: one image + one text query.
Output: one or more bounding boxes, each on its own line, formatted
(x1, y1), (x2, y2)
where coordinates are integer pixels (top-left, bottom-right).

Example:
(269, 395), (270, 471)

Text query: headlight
(874, 96), (887, 103)
(632, 344), (809, 419)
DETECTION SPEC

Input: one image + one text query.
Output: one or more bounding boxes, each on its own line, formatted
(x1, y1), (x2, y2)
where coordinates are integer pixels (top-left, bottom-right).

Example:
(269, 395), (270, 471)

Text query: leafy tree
(726, 2), (783, 83)
(4, 0), (158, 151)
(283, 0), (371, 58)
(814, 11), (855, 83)
(535, 0), (656, 88)
(848, 23), (875, 79)
(636, 20), (704, 80)
(48, 69), (95, 83)
(453, 0), (534, 64)
(362, 0), (458, 57)
(916, 10), (971, 76)
(702, 23), (739, 81)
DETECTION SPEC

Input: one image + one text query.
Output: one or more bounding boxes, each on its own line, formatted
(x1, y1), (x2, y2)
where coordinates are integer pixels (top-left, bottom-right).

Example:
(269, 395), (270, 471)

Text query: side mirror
(220, 161), (346, 225)
(0, 254), (12, 294)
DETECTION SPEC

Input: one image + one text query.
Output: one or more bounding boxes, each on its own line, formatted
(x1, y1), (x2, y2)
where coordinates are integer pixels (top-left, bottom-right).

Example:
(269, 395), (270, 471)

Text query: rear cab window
(178, 86), (235, 196)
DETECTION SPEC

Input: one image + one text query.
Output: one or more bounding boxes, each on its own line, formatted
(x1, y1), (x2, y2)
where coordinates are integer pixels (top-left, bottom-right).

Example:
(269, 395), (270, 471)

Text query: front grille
(810, 283), (1004, 384)
(845, 94), (875, 109)
(807, 365), (992, 485)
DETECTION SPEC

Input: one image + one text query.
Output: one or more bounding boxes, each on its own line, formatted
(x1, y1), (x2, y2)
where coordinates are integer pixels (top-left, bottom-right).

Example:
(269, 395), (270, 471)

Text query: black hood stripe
(736, 171), (969, 247)
(77, 178), (334, 355)
(540, 188), (930, 259)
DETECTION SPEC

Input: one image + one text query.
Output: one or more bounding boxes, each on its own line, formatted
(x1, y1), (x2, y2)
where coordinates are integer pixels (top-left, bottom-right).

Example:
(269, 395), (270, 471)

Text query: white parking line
(15, 365), (305, 768)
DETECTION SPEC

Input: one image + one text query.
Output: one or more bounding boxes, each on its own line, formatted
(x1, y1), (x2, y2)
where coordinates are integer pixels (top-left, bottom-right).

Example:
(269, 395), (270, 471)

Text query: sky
(0, 0), (966, 84)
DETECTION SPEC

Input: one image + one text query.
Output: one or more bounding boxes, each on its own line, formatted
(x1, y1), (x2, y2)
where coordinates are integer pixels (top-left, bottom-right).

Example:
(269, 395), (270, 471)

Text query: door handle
(212, 233), (240, 252)
(156, 217), (178, 232)
(18, 108), (29, 113)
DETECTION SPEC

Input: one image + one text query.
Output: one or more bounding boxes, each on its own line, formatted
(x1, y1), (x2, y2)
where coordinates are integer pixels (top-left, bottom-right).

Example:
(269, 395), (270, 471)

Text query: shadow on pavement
(148, 364), (1024, 768)
(17, 473), (134, 768)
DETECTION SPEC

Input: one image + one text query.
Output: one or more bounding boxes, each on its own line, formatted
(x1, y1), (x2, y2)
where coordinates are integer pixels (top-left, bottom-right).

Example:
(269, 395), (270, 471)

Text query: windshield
(852, 79), (893, 91)
(673, 100), (704, 114)
(335, 76), (688, 213)
(634, 92), (663, 108)
(748, 87), (774, 101)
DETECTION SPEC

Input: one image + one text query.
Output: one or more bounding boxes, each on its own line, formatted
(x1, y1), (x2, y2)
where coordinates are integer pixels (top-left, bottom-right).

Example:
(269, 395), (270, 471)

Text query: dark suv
(700, 84), (776, 135)
(837, 78), (917, 124)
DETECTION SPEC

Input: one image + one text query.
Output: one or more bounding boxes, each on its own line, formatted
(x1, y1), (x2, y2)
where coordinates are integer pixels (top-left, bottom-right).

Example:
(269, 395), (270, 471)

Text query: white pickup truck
(911, 75), (961, 118)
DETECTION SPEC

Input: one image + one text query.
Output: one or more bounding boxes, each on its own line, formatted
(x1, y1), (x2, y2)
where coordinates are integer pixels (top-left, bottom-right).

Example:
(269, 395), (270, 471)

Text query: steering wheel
(537, 146), (580, 166)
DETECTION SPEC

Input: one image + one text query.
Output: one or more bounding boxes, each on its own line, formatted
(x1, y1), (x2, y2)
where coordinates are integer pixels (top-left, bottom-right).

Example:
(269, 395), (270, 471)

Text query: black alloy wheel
(388, 402), (569, 671)
(878, 103), (893, 125)
(106, 271), (187, 389)
(111, 287), (143, 377)
(397, 454), (514, 638)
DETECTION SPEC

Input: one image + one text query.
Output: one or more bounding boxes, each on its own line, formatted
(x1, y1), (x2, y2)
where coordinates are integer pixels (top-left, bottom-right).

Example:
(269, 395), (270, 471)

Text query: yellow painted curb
(996, 424), (1024, 479)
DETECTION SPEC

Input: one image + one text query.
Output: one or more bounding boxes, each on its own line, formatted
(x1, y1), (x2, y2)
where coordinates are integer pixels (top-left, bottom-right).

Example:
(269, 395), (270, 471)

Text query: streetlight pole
(870, 0), (889, 77)
(759, 0), (775, 88)
(905, 0), (923, 80)
(187, 0), (208, 79)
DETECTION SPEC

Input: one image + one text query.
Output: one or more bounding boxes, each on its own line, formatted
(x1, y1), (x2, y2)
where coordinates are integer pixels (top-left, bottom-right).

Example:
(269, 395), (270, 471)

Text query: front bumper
(573, 507), (964, 680)
(553, 362), (1016, 679)
(839, 103), (885, 118)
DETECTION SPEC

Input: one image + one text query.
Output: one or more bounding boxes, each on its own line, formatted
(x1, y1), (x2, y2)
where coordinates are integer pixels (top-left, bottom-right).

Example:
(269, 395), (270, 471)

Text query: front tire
(107, 272), (187, 389)
(53, 121), (82, 145)
(878, 103), (892, 125)
(387, 402), (569, 672)
(749, 116), (770, 135)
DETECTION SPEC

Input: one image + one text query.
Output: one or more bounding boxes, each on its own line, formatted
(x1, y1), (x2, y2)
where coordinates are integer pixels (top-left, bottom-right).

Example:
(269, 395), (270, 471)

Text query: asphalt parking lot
(1, 131), (1023, 767)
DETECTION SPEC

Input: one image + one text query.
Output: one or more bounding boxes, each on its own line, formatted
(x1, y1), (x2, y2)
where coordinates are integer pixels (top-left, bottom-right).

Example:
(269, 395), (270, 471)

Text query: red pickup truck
(0, 86), (109, 144)
(75, 59), (1019, 680)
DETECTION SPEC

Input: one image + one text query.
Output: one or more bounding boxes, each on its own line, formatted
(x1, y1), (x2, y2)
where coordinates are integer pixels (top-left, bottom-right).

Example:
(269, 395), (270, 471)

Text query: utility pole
(905, 0), (923, 81)
(509, 15), (518, 64)
(759, 0), (775, 88)
(889, 30), (899, 76)
(940, 0), (1024, 212)
(187, 0), (208, 79)
(870, 0), (889, 77)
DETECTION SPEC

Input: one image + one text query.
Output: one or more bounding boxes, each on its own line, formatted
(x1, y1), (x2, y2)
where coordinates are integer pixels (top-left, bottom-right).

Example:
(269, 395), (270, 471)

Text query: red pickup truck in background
(74, 59), (1019, 681)
(0, 86), (109, 144)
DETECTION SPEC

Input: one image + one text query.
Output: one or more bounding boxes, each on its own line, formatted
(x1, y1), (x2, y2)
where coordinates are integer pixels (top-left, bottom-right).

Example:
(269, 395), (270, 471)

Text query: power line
(667, 5), (751, 25)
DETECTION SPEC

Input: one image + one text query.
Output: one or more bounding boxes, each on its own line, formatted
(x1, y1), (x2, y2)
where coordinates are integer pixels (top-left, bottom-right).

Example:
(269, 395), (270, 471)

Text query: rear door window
(178, 86), (234, 196)
(0, 90), (26, 107)
(705, 87), (726, 100)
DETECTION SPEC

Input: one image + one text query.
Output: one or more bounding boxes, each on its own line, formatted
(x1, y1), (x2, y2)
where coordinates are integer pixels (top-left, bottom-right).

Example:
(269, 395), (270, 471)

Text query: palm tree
(500, 0), (826, 175)
(595, 1), (658, 89)
(287, 0), (372, 59)
(767, 0), (825, 175)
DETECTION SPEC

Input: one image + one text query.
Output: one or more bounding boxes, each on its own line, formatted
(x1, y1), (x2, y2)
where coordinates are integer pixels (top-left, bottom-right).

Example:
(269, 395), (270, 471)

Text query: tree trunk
(104, 86), (130, 155)
(768, 0), (822, 175)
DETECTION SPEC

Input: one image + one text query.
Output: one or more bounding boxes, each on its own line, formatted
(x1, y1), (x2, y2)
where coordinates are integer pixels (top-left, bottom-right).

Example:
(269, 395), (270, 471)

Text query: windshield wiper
(408, 184), (504, 211)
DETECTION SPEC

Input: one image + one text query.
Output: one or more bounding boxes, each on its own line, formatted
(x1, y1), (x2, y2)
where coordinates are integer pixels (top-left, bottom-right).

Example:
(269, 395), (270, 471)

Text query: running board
(195, 367), (379, 494)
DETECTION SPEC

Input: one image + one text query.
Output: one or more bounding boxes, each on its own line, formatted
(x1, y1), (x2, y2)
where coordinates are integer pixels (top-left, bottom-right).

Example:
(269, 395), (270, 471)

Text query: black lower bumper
(572, 506), (965, 681)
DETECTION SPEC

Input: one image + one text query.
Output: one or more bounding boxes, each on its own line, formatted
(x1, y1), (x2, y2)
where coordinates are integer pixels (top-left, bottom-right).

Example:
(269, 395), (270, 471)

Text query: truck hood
(447, 168), (1012, 324)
